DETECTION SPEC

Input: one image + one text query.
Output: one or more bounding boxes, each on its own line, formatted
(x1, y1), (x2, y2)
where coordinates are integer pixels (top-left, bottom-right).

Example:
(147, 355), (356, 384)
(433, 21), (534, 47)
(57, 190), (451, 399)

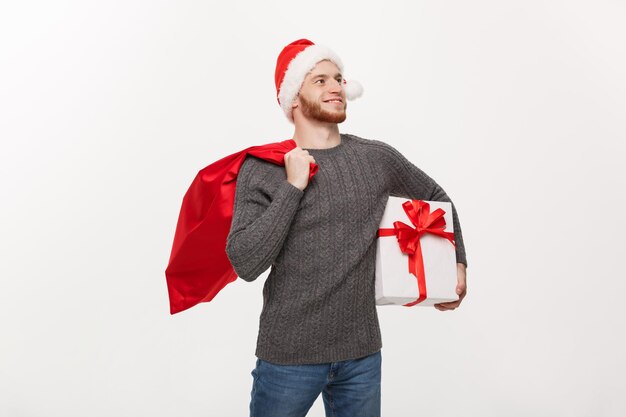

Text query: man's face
(294, 60), (347, 124)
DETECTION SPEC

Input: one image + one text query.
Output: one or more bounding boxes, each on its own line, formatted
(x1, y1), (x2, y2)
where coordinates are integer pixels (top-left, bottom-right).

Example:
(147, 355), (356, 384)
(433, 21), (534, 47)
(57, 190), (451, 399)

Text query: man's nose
(328, 79), (343, 93)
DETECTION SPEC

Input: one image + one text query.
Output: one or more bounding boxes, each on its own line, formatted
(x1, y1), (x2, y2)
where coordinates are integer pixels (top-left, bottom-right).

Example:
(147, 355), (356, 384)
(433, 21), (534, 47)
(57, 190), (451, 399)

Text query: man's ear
(292, 93), (299, 109)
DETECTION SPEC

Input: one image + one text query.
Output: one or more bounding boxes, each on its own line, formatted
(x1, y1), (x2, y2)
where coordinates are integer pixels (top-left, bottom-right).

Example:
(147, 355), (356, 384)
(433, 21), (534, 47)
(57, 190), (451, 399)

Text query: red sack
(165, 139), (318, 314)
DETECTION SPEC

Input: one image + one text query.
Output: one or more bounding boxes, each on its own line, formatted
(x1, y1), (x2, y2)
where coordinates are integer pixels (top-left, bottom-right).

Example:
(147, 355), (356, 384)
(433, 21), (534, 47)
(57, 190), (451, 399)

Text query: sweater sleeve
(225, 156), (305, 282)
(377, 141), (468, 268)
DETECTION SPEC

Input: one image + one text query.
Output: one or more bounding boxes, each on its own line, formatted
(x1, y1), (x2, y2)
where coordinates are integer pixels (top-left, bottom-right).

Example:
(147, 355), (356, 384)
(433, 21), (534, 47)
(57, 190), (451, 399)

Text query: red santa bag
(165, 139), (318, 314)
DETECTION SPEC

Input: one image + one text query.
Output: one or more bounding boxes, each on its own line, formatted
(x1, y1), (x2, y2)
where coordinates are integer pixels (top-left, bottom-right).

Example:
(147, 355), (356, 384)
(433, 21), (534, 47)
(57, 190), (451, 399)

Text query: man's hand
(434, 263), (467, 311)
(284, 147), (316, 191)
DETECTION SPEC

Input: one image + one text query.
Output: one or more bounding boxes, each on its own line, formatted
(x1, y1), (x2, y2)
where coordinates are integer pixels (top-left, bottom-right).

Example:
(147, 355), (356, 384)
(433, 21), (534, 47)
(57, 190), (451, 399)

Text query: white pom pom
(344, 79), (363, 100)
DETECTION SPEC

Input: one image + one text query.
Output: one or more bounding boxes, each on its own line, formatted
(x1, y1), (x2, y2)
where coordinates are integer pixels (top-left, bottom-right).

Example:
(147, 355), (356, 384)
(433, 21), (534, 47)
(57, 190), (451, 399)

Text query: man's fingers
(434, 300), (461, 310)
(435, 270), (466, 311)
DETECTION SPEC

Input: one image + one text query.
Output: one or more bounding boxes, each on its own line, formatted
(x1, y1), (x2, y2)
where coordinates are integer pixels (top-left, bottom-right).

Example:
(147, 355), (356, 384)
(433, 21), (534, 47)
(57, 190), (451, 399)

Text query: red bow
(377, 200), (455, 306)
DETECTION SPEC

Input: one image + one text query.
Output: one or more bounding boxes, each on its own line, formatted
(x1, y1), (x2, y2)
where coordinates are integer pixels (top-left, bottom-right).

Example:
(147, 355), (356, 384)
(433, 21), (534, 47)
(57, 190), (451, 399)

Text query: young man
(225, 39), (468, 417)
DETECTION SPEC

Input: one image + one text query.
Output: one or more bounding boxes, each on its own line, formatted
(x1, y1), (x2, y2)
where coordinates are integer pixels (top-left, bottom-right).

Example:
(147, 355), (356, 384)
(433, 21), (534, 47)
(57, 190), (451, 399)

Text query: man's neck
(292, 121), (341, 150)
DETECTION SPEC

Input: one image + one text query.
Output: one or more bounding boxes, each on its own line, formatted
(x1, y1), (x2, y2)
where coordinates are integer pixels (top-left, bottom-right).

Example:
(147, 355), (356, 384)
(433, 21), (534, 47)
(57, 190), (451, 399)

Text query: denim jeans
(249, 350), (382, 417)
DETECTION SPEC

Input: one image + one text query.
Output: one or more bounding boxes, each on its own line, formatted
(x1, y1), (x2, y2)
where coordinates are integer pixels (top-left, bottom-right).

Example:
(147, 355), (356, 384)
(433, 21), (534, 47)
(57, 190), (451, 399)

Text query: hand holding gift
(434, 263), (467, 311)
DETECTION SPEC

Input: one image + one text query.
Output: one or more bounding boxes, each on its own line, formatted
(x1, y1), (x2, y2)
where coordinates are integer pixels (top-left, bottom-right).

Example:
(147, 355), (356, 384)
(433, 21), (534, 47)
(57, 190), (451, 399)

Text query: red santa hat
(274, 38), (364, 123)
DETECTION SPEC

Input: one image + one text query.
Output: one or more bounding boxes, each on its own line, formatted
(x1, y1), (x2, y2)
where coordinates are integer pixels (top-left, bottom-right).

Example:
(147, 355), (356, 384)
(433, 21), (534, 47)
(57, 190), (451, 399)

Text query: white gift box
(375, 196), (458, 307)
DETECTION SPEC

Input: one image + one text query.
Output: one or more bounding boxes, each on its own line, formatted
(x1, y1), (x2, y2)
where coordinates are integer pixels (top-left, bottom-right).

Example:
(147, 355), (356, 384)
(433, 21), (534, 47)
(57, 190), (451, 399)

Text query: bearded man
(225, 38), (468, 417)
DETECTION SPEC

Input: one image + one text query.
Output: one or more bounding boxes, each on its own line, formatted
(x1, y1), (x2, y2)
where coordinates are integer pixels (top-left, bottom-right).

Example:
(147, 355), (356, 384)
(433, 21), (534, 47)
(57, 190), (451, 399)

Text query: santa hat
(274, 38), (363, 123)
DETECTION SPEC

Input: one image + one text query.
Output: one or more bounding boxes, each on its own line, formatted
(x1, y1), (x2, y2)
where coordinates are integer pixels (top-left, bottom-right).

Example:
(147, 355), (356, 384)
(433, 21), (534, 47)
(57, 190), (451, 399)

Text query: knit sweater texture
(225, 133), (467, 365)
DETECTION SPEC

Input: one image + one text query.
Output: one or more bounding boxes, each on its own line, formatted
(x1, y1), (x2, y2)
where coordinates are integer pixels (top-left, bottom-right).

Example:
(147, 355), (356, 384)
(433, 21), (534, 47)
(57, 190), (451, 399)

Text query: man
(225, 38), (468, 417)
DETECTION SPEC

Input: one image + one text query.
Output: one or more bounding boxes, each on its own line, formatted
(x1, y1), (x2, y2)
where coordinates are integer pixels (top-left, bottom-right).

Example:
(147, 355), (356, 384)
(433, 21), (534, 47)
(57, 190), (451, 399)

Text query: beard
(298, 93), (347, 124)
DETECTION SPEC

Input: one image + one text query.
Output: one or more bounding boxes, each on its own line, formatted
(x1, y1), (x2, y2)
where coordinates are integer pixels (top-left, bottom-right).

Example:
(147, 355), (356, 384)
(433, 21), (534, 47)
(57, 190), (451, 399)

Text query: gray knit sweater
(225, 133), (467, 365)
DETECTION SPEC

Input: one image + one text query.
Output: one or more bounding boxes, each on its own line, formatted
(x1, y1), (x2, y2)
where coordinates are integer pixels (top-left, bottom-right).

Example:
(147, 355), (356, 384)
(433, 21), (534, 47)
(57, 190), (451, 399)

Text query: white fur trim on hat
(278, 44), (346, 123)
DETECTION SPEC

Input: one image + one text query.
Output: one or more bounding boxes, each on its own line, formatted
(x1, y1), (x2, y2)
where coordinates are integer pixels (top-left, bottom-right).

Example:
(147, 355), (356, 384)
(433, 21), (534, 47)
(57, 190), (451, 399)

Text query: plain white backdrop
(1, 1), (625, 416)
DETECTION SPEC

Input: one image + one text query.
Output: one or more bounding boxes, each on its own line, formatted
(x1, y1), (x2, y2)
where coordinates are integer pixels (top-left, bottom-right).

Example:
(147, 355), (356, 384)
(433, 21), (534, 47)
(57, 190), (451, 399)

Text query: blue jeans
(249, 350), (382, 417)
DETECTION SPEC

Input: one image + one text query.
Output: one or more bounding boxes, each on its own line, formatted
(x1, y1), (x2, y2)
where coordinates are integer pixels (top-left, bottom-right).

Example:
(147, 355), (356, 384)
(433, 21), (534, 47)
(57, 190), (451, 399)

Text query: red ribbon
(377, 200), (456, 306)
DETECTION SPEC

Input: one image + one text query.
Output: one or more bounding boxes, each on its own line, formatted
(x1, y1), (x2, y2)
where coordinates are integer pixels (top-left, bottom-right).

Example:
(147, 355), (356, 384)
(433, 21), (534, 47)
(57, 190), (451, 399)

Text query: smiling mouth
(324, 99), (344, 105)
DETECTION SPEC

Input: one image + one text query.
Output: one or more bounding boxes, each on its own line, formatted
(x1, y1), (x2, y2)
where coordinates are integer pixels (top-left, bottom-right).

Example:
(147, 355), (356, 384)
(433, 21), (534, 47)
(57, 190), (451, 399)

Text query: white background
(1, 1), (625, 416)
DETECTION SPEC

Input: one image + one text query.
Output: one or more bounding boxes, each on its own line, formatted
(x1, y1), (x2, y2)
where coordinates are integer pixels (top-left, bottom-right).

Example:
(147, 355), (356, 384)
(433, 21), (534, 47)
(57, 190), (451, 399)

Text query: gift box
(375, 196), (458, 307)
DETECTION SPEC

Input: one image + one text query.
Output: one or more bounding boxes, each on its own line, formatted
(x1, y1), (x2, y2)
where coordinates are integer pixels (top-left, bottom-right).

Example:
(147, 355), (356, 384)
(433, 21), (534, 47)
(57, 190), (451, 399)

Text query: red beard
(299, 93), (347, 123)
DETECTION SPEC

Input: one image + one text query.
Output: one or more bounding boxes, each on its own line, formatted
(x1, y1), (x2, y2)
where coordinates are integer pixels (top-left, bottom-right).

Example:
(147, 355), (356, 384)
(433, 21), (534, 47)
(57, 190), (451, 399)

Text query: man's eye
(315, 78), (342, 84)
